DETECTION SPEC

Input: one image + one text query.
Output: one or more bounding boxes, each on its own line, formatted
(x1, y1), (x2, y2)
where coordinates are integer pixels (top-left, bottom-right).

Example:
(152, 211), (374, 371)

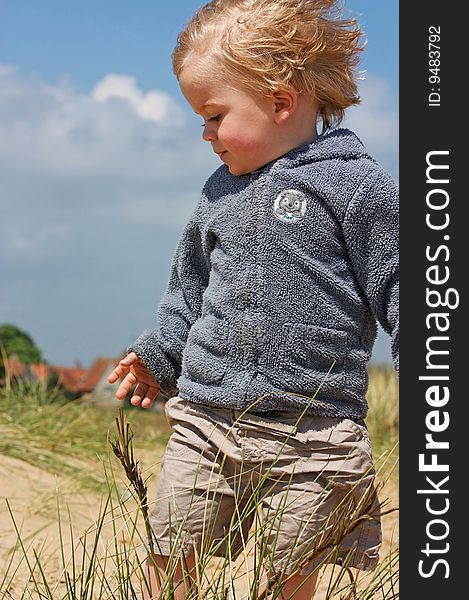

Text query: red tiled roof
(2, 356), (120, 394)
(53, 357), (119, 392)
(3, 357), (27, 378)
(30, 363), (53, 382)
(53, 365), (89, 392)
(84, 357), (119, 390)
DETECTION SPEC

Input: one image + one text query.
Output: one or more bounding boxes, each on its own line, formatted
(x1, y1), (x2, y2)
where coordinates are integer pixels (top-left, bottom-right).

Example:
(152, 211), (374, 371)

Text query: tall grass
(0, 366), (398, 598)
(365, 366), (399, 474)
(0, 379), (170, 493)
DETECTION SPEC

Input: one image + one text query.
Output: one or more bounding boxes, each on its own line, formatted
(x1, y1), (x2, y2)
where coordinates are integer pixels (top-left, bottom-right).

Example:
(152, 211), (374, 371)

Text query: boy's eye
(201, 114), (221, 126)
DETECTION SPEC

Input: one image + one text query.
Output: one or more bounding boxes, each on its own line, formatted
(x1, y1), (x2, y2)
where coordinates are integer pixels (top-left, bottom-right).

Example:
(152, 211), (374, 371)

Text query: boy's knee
(146, 551), (196, 575)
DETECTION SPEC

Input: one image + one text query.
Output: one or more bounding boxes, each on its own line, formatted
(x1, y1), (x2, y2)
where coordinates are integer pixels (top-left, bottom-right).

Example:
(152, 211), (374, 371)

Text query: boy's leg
(259, 569), (319, 600)
(278, 570), (318, 599)
(143, 552), (196, 600)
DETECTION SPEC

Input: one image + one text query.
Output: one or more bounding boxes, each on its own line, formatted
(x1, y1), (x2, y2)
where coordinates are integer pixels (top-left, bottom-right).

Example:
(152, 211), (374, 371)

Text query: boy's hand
(107, 352), (161, 409)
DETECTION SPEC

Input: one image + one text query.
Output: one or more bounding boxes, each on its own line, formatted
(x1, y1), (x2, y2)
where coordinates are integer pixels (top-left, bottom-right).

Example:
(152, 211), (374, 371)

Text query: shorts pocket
(164, 396), (184, 420)
(331, 419), (374, 466)
(337, 418), (366, 442)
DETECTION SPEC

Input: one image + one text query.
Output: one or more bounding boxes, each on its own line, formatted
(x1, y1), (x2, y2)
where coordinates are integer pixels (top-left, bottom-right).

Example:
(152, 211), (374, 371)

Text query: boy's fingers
(120, 352), (138, 366)
(108, 366), (126, 384)
(108, 358), (136, 382)
(115, 371), (138, 400)
(141, 386), (160, 409)
(108, 353), (138, 384)
(130, 382), (148, 406)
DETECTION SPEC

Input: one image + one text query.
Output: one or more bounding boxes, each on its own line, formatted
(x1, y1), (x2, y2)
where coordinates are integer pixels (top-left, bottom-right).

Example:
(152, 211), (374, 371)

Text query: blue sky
(0, 1), (398, 368)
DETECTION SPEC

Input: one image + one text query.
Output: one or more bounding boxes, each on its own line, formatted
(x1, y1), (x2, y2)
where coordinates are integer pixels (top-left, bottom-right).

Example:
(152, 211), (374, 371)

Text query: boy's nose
(202, 124), (217, 142)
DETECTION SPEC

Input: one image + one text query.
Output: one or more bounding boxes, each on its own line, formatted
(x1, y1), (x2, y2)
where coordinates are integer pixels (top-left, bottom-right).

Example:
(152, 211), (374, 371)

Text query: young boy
(108, 0), (399, 598)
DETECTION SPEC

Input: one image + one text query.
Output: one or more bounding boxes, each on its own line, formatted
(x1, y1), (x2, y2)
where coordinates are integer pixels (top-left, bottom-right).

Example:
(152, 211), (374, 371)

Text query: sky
(0, 1), (398, 369)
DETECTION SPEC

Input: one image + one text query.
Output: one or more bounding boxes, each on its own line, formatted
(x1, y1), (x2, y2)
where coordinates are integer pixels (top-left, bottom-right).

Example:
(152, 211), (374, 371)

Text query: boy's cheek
(218, 121), (256, 150)
(223, 131), (265, 155)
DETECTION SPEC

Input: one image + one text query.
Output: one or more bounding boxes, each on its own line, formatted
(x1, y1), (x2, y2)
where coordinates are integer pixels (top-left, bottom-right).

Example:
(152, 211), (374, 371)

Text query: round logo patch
(273, 189), (307, 223)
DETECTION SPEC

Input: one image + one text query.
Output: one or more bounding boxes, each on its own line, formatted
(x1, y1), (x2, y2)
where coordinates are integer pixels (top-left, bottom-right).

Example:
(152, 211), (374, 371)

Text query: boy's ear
(272, 89), (298, 124)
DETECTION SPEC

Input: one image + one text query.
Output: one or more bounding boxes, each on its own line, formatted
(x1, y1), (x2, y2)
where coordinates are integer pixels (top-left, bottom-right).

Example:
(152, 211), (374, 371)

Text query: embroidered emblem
(273, 189), (307, 223)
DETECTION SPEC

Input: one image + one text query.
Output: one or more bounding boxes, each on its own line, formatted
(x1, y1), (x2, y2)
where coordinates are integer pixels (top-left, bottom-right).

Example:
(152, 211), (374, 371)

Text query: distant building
(53, 364), (89, 393)
(81, 357), (121, 407)
(2, 355), (165, 410)
(2, 355), (117, 398)
(47, 356), (121, 405)
(2, 357), (27, 380)
(2, 357), (55, 385)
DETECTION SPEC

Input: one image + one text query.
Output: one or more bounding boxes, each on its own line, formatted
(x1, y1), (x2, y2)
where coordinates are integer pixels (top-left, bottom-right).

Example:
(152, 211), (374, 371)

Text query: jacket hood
(274, 128), (374, 169)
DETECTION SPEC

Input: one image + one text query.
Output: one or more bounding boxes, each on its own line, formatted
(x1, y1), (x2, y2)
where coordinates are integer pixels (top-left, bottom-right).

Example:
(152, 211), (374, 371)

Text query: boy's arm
(343, 167), (399, 373)
(128, 208), (211, 397)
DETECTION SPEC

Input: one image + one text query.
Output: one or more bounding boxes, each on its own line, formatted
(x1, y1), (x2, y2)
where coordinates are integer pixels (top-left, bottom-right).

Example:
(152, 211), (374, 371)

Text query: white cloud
(0, 65), (216, 254)
(92, 74), (181, 123)
(0, 66), (210, 181)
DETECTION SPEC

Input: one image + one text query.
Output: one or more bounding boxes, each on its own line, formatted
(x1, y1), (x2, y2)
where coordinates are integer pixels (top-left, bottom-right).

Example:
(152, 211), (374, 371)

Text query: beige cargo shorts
(149, 396), (382, 576)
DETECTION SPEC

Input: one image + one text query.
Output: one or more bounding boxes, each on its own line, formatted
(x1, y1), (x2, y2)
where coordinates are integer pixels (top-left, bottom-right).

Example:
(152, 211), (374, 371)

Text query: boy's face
(178, 59), (283, 176)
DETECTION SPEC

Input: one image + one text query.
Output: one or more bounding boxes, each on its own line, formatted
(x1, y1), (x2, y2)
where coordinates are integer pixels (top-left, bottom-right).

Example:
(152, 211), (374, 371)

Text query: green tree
(0, 323), (43, 366)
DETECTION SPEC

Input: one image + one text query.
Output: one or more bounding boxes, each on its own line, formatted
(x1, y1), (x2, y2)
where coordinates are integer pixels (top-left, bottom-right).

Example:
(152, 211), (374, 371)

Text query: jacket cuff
(127, 329), (180, 398)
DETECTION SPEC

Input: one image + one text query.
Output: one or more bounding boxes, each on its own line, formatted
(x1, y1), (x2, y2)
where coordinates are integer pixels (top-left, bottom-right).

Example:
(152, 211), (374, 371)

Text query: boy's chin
(227, 165), (246, 177)
(228, 164), (255, 177)
(228, 158), (271, 176)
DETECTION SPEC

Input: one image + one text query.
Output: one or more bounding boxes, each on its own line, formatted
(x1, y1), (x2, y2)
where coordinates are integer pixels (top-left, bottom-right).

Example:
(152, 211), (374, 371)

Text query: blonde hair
(172, 0), (364, 130)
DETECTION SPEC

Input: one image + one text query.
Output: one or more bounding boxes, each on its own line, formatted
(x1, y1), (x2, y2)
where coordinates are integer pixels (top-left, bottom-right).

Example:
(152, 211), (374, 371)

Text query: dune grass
(0, 366), (398, 598)
(365, 365), (399, 478)
(0, 378), (171, 493)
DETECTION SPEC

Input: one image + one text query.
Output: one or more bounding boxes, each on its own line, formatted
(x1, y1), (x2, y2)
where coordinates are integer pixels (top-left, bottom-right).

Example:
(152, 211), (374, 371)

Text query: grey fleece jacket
(130, 128), (399, 420)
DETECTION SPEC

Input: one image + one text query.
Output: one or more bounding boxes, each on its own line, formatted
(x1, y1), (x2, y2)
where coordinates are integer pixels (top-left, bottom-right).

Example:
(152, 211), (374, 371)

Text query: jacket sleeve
(128, 203), (211, 396)
(342, 167), (399, 374)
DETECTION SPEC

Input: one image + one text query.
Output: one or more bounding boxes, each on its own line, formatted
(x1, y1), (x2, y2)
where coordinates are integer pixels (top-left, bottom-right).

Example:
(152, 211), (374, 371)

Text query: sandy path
(0, 449), (164, 598)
